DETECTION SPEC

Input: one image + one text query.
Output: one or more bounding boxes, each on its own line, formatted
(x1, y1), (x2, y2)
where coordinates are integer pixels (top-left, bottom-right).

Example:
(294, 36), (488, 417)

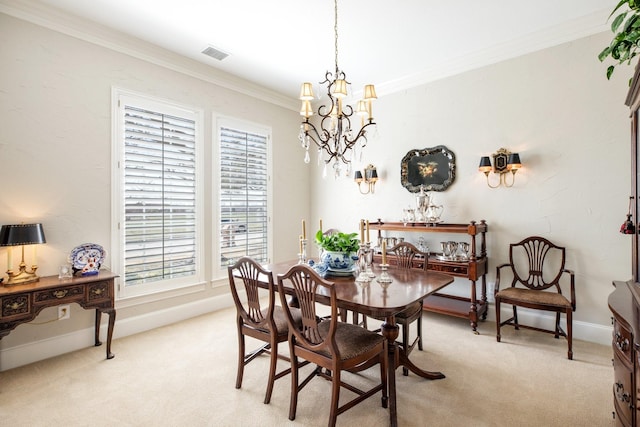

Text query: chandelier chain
(334, 0), (339, 73)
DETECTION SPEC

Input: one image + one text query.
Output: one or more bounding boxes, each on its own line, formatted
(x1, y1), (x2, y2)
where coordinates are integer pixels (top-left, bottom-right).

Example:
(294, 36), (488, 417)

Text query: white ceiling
(4, 0), (615, 100)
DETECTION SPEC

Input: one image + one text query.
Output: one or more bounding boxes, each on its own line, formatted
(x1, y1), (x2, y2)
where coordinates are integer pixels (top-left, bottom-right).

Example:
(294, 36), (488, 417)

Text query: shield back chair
(276, 264), (388, 427)
(227, 256), (303, 404)
(385, 242), (429, 375)
(494, 236), (576, 359)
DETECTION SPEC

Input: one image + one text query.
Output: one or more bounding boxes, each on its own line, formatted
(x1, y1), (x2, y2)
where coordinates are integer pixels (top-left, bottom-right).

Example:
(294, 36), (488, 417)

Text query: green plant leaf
(607, 65), (615, 80)
(624, 13), (639, 32)
(611, 0), (632, 20)
(613, 12), (628, 32)
(599, 46), (612, 61)
(315, 230), (360, 253)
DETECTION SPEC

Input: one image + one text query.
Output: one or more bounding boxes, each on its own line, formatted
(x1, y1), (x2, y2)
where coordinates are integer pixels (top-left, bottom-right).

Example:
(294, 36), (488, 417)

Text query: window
(113, 90), (203, 298)
(218, 121), (270, 271)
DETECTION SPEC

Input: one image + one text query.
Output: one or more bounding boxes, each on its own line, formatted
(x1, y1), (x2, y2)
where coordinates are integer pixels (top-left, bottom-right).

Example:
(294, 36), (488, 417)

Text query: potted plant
(598, 0), (640, 81)
(315, 230), (360, 270)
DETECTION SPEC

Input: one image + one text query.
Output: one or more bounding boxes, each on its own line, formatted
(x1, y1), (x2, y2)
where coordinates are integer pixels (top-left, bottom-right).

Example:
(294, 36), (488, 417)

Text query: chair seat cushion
(259, 306), (302, 335)
(318, 321), (385, 360)
(496, 287), (571, 309)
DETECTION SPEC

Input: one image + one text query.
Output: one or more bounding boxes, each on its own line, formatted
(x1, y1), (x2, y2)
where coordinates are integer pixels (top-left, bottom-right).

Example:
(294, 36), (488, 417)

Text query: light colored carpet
(0, 307), (612, 426)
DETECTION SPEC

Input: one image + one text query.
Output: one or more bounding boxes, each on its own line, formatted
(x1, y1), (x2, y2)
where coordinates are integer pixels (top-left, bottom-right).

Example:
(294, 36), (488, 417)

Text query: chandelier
(298, 0), (377, 178)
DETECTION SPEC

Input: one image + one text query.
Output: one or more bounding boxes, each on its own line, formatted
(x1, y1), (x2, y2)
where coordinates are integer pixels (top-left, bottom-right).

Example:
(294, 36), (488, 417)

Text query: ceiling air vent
(202, 46), (229, 61)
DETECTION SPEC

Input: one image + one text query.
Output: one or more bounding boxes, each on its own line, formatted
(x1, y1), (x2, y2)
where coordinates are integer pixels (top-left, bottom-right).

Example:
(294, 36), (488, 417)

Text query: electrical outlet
(58, 305), (70, 320)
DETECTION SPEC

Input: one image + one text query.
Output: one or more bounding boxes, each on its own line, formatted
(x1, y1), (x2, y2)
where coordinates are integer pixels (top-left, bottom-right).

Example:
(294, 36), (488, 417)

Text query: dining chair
(276, 264), (388, 427)
(385, 242), (429, 375)
(494, 236), (576, 359)
(227, 256), (303, 404)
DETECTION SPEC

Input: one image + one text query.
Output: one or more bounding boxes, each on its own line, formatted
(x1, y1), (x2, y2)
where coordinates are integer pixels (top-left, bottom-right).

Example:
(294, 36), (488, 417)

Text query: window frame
(213, 115), (273, 280)
(112, 88), (205, 300)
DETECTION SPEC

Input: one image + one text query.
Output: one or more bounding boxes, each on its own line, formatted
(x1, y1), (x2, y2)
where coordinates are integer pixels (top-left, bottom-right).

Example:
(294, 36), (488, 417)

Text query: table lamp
(0, 223), (46, 285)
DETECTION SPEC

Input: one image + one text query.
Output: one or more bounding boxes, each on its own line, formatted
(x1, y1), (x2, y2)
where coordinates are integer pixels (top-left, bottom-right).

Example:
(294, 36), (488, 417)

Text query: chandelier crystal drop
(298, 0), (377, 177)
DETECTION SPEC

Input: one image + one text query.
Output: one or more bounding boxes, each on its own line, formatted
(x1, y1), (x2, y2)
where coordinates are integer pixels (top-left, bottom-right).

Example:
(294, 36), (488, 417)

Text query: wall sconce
(354, 164), (378, 194)
(0, 223), (47, 285)
(478, 148), (522, 188)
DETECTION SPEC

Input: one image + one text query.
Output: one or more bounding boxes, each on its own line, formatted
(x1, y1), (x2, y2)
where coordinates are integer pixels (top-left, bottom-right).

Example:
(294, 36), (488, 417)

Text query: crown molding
(0, 0), (299, 111)
(378, 8), (611, 96)
(1, 1), (612, 103)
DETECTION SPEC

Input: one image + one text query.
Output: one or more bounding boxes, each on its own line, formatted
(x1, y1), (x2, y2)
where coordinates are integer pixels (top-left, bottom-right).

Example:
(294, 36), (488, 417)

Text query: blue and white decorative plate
(69, 243), (105, 276)
(326, 266), (357, 277)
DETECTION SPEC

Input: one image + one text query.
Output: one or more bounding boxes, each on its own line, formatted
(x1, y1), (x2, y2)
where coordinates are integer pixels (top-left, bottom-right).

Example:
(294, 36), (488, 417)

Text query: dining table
(267, 260), (455, 427)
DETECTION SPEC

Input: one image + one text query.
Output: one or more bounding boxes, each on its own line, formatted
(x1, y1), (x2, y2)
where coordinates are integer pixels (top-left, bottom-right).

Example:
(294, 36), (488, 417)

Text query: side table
(0, 270), (118, 360)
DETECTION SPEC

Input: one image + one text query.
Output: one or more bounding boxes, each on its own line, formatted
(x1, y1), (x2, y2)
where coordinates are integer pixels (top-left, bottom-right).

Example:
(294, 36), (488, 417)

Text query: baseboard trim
(0, 294), (235, 372)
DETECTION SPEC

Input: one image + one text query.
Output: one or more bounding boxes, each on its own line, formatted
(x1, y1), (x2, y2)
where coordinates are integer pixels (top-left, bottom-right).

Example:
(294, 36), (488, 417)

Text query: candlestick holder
(355, 243), (371, 284)
(364, 242), (376, 278)
(376, 263), (392, 288)
(298, 239), (308, 264)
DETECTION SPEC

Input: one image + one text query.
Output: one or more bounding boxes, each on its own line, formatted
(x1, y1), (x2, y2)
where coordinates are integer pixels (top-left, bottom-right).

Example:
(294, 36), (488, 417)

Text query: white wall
(311, 32), (633, 340)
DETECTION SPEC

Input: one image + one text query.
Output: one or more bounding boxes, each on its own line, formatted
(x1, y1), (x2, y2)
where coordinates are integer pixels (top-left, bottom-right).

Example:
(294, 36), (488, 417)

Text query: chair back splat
(510, 237), (565, 291)
(288, 266), (337, 349)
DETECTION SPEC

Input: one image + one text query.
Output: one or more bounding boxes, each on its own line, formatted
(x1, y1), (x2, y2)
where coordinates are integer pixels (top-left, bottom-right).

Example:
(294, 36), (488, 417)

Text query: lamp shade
(478, 156), (492, 173)
(354, 170), (364, 182)
(356, 100), (368, 116)
(299, 82), (314, 100)
(507, 153), (522, 170)
(0, 224), (46, 246)
(332, 79), (348, 98)
(367, 168), (378, 181)
(363, 84), (377, 100)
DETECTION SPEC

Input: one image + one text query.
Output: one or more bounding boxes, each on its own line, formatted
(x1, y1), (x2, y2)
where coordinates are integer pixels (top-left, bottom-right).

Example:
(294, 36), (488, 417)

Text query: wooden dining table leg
(398, 350), (445, 380)
(381, 316), (400, 427)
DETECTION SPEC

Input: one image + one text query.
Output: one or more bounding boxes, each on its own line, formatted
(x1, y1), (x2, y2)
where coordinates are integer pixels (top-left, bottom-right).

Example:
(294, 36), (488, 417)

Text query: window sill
(116, 281), (208, 309)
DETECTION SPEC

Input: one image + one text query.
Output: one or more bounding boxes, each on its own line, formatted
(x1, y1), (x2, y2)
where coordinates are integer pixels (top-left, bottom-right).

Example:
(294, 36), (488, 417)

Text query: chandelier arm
(343, 121), (374, 148)
(302, 121), (327, 148)
(302, 119), (344, 164)
(321, 71), (334, 85)
(324, 151), (339, 164)
(341, 104), (354, 118)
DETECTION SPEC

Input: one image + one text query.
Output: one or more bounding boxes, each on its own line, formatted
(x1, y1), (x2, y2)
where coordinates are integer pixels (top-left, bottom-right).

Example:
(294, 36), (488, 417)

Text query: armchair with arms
(494, 236), (576, 359)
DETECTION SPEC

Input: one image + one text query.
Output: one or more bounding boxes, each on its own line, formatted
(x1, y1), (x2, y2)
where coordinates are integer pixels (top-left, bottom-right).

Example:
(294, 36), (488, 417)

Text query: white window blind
(123, 105), (197, 287)
(219, 126), (268, 267)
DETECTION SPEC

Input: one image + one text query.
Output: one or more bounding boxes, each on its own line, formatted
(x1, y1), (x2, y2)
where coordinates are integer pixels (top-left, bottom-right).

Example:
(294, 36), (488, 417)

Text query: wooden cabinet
(368, 219), (488, 332)
(609, 62), (640, 426)
(609, 281), (640, 426)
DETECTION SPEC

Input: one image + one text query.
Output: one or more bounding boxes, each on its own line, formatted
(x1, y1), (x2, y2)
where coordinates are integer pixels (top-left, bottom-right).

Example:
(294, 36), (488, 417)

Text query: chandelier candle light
(298, 0), (378, 178)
